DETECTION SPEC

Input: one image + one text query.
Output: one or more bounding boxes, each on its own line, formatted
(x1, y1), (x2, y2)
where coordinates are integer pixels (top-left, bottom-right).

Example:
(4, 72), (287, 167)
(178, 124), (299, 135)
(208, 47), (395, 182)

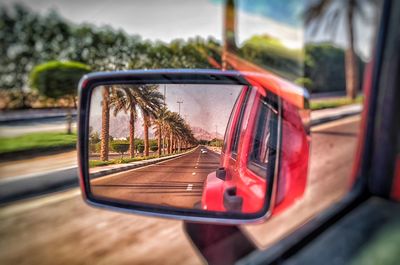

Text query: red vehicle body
(201, 68), (310, 215)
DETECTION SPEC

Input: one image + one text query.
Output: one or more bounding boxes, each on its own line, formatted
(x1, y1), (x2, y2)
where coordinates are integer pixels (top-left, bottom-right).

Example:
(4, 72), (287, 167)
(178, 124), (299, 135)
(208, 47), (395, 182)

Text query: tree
(100, 86), (110, 161)
(304, 0), (370, 99)
(136, 144), (144, 154)
(0, 4), (73, 107)
(150, 140), (159, 152)
(153, 107), (170, 156)
(109, 85), (142, 158)
(238, 35), (302, 81)
(136, 85), (165, 157)
(29, 60), (90, 133)
(111, 140), (129, 159)
(162, 111), (196, 154)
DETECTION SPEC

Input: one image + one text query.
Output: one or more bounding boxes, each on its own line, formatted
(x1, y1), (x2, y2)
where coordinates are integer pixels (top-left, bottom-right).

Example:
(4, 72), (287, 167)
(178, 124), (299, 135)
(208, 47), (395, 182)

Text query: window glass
(0, 0), (384, 264)
(230, 86), (250, 157)
(248, 94), (279, 178)
(222, 86), (247, 154)
(236, 0), (383, 249)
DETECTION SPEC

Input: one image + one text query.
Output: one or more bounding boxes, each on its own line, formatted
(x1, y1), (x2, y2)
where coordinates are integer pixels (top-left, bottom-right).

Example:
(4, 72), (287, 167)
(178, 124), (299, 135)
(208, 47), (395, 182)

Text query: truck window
(248, 93), (279, 178)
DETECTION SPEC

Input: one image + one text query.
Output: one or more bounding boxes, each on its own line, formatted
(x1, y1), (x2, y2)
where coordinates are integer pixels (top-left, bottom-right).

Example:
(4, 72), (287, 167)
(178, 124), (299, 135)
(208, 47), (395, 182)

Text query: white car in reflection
(201, 149), (208, 154)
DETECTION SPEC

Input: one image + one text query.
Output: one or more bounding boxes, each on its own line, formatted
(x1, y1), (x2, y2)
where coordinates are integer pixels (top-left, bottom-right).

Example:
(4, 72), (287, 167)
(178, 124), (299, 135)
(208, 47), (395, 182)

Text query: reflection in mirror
(88, 83), (279, 214)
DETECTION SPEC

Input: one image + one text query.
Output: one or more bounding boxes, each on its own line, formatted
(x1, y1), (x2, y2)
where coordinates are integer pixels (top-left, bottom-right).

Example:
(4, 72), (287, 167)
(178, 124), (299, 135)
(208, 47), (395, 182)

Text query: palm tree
(163, 111), (196, 153)
(304, 0), (372, 99)
(109, 85), (141, 158)
(136, 85), (165, 157)
(222, 0), (237, 70)
(100, 86), (110, 161)
(153, 107), (171, 157)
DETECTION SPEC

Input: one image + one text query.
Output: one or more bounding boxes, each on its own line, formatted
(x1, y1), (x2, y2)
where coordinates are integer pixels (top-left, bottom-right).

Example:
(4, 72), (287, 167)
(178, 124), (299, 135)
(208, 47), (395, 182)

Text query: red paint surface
(201, 70), (309, 215)
(391, 155), (400, 201)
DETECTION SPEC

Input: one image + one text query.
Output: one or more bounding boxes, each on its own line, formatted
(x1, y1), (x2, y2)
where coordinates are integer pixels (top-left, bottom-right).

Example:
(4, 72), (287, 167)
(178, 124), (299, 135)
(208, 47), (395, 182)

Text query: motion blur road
(0, 116), (361, 265)
(91, 147), (219, 208)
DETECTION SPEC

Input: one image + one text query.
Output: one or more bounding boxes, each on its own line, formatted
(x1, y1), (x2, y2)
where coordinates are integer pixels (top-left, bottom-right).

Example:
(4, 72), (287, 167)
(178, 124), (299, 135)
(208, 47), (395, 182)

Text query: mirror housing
(78, 69), (310, 224)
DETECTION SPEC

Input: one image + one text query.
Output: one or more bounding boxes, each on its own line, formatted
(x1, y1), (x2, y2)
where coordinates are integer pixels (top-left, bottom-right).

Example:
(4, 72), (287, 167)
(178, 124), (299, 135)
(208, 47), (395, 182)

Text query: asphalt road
(0, 116), (361, 265)
(91, 147), (220, 209)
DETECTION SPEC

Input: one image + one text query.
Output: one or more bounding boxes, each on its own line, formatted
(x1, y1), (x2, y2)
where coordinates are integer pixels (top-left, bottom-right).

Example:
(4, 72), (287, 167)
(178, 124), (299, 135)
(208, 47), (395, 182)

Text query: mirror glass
(88, 83), (279, 214)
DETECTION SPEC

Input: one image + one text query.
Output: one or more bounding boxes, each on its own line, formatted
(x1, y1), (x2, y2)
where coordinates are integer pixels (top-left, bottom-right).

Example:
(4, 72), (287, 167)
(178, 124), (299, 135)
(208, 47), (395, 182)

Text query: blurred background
(0, 0), (382, 264)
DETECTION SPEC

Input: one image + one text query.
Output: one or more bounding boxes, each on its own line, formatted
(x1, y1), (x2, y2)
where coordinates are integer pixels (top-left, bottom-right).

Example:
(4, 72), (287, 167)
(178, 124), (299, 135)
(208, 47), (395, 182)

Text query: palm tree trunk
(143, 115), (150, 157)
(157, 124), (162, 157)
(66, 95), (76, 135)
(345, 1), (358, 100)
(169, 133), (173, 154)
(162, 134), (165, 155)
(222, 0), (237, 70)
(129, 109), (135, 158)
(66, 108), (72, 135)
(100, 87), (110, 161)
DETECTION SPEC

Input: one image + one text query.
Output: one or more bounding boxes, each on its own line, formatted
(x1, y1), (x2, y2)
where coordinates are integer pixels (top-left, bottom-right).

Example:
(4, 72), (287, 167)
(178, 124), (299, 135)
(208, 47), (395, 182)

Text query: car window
(0, 0), (384, 264)
(230, 87), (251, 158)
(222, 86), (248, 154)
(247, 93), (279, 178)
(237, 0), (383, 248)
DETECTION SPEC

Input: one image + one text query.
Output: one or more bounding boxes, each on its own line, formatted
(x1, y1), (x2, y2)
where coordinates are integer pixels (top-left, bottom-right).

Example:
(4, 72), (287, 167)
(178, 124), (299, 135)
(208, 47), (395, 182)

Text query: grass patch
(88, 155), (159, 168)
(89, 149), (193, 168)
(0, 132), (77, 154)
(89, 160), (114, 167)
(310, 95), (363, 110)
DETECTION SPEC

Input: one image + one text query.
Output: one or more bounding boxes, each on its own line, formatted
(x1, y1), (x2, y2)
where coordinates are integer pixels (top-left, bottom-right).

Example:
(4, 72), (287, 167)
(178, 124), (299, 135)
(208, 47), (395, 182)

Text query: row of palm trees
(99, 84), (197, 161)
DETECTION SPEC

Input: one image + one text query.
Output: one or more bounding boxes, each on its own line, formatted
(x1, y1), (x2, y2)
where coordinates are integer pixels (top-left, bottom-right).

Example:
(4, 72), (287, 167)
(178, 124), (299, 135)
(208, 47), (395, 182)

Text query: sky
(89, 84), (243, 138)
(1, 0), (304, 48)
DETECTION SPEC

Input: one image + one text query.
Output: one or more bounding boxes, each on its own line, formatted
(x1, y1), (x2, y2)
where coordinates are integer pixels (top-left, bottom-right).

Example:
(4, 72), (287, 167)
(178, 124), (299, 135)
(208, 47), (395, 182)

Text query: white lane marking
(195, 166), (198, 169)
(312, 115), (361, 132)
(192, 172), (196, 175)
(186, 184), (193, 191)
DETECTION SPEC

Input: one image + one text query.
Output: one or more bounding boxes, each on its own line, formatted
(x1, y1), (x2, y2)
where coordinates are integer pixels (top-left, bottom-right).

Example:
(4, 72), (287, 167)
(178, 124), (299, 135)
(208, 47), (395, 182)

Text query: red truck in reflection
(201, 77), (310, 215)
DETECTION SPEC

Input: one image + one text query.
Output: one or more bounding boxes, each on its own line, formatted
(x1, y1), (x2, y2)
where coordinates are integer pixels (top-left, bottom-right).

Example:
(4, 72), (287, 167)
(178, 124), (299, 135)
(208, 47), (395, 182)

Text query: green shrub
(137, 144), (144, 154)
(295, 77), (313, 90)
(150, 142), (158, 152)
(110, 140), (129, 159)
(29, 61), (90, 100)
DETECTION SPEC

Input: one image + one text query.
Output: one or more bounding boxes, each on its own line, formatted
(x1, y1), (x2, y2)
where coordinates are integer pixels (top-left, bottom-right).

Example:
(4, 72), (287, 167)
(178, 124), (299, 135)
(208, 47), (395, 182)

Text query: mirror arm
(216, 167), (227, 180)
(183, 222), (256, 265)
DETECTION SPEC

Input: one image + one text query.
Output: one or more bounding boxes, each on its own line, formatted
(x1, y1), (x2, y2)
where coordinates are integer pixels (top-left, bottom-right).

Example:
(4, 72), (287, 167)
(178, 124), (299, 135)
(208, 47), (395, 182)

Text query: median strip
(89, 148), (198, 179)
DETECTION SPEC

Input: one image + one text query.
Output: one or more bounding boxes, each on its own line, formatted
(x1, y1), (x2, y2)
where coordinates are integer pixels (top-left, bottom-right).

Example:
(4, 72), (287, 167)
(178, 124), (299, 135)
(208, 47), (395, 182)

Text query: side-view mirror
(77, 69), (310, 224)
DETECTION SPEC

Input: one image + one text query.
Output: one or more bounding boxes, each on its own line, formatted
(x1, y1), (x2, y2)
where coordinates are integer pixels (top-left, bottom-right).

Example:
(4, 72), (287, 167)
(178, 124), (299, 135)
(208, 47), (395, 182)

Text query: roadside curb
(0, 145), (76, 163)
(0, 109), (77, 124)
(0, 148), (197, 204)
(310, 104), (362, 127)
(90, 148), (197, 179)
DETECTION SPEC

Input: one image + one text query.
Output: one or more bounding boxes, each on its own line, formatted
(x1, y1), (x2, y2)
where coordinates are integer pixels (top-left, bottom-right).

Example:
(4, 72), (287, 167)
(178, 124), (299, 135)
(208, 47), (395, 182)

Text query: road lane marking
(312, 115), (360, 132)
(186, 184), (193, 191)
(192, 172), (196, 175)
(195, 166), (198, 169)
